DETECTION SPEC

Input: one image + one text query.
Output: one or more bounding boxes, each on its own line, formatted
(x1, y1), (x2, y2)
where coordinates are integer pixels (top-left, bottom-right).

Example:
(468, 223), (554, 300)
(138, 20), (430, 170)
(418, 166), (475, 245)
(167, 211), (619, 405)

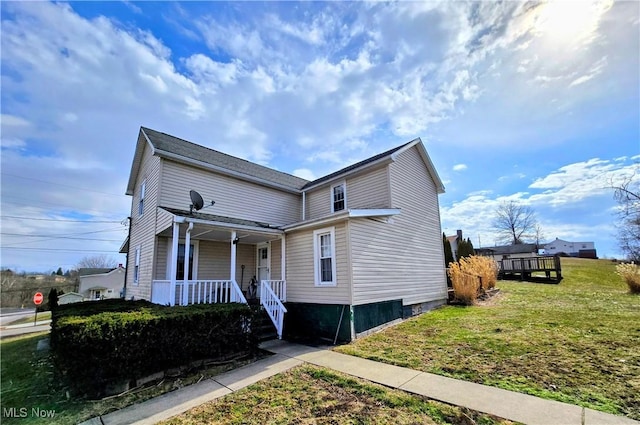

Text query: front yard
(336, 258), (640, 420)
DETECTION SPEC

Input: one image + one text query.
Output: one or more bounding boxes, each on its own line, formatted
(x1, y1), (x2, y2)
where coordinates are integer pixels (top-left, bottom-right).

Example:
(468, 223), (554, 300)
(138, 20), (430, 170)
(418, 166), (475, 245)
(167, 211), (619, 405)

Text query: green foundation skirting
(353, 300), (403, 334)
(284, 302), (352, 343)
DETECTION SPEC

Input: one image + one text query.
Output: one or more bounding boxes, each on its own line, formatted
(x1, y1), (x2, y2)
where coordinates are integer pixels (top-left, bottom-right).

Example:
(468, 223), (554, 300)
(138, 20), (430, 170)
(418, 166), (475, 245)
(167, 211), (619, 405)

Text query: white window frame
(331, 181), (346, 213)
(134, 246), (141, 285)
(166, 240), (199, 281)
(138, 180), (146, 217)
(313, 227), (337, 286)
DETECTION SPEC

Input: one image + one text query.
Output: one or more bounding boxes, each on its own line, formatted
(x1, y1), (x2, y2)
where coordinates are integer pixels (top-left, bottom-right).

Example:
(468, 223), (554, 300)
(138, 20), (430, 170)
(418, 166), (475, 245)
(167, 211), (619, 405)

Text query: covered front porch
(150, 208), (287, 337)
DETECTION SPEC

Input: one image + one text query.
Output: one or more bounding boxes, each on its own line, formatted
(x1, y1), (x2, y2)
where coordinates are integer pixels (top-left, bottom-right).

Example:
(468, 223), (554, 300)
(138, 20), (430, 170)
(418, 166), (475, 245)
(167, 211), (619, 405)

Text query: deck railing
(263, 279), (286, 302)
(260, 280), (287, 339)
(151, 279), (247, 306)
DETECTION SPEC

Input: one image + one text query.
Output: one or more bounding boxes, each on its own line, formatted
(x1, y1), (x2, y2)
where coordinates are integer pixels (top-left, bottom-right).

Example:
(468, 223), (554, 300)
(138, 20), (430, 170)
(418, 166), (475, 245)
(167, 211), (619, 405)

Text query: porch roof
(158, 207), (283, 243)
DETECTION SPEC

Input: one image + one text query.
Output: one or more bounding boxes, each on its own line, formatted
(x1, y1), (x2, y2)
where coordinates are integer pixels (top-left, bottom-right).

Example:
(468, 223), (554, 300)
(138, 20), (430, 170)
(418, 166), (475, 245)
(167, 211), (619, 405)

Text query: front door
(256, 244), (270, 297)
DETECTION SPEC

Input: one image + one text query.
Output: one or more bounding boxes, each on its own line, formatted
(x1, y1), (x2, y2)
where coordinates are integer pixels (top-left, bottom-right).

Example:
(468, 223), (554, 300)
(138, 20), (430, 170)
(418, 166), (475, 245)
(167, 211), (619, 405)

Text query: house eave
(392, 139), (445, 194)
(301, 157), (394, 192)
(282, 208), (400, 232)
(125, 129), (156, 196)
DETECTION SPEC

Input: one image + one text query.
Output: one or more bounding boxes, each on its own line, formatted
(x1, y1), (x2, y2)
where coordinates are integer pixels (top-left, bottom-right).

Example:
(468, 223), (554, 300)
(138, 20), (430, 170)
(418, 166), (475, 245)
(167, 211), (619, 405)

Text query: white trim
(230, 231), (237, 281)
(331, 181), (347, 213)
(313, 227), (337, 287)
(182, 216), (283, 235)
(282, 209), (400, 232)
(280, 235), (286, 281)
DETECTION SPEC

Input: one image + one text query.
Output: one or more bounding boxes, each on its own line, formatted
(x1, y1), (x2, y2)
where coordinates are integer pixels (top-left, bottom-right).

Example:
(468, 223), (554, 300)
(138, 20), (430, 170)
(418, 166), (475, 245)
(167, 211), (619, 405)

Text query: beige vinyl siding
(305, 166), (391, 220)
(155, 207), (174, 234)
(305, 187), (331, 220)
(126, 143), (161, 301)
(160, 160), (300, 226)
(351, 146), (447, 306)
(285, 222), (351, 304)
(271, 239), (282, 280)
(154, 239), (255, 284)
(347, 165), (391, 209)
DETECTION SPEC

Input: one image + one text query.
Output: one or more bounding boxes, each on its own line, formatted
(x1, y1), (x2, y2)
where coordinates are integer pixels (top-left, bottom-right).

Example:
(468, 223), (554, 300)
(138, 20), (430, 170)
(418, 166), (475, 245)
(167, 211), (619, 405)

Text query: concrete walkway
(81, 340), (638, 425)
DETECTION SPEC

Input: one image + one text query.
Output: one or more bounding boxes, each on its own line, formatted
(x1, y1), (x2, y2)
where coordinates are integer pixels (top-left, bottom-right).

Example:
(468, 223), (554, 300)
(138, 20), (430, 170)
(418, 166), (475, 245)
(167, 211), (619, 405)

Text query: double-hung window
(331, 182), (346, 212)
(313, 227), (336, 286)
(139, 180), (146, 216)
(134, 246), (141, 285)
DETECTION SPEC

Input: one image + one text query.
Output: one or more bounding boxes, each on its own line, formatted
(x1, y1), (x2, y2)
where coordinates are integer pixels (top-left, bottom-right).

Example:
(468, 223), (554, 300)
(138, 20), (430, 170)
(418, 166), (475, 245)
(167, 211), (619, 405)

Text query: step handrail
(260, 280), (287, 339)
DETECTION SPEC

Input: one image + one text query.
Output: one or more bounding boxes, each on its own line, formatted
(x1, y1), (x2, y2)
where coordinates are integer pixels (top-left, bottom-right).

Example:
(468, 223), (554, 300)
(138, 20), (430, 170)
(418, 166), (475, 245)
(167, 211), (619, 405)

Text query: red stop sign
(33, 292), (43, 305)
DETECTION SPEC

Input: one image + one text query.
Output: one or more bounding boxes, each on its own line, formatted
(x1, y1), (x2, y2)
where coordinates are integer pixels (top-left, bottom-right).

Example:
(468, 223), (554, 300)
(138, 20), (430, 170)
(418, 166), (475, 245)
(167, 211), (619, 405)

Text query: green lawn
(336, 258), (640, 420)
(162, 365), (516, 425)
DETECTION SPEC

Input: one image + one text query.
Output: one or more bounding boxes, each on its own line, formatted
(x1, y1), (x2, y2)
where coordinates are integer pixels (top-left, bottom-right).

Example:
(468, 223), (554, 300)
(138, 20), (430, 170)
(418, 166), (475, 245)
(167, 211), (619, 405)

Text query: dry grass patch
(615, 262), (640, 293)
(162, 365), (516, 425)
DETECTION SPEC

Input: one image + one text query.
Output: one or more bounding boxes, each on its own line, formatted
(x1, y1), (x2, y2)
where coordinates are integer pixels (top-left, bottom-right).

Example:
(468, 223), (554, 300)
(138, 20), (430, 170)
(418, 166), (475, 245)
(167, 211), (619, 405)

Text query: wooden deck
(497, 256), (562, 283)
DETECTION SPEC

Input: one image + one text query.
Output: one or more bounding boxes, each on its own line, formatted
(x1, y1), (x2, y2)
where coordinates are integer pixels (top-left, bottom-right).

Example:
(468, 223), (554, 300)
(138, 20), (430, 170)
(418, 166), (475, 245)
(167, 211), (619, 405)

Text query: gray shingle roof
(160, 207), (277, 229)
(477, 244), (538, 255)
(78, 268), (114, 277)
(302, 141), (414, 189)
(141, 127), (309, 190)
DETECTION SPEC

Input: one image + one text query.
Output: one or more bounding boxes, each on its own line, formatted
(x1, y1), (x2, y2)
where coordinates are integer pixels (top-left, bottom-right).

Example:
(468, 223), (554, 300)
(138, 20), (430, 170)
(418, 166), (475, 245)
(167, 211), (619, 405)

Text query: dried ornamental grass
(615, 262), (640, 294)
(448, 261), (479, 305)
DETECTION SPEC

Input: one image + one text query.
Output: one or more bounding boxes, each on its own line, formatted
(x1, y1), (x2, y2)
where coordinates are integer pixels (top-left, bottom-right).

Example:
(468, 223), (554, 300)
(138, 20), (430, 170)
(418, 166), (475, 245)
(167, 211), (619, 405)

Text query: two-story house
(122, 127), (447, 342)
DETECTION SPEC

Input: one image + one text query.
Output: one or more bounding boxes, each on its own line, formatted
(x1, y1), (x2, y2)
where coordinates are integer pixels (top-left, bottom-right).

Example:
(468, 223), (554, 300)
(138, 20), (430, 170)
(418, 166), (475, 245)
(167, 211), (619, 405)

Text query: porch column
(281, 234), (286, 302)
(230, 230), (237, 281)
(182, 222), (193, 306)
(169, 221), (180, 306)
(280, 235), (286, 281)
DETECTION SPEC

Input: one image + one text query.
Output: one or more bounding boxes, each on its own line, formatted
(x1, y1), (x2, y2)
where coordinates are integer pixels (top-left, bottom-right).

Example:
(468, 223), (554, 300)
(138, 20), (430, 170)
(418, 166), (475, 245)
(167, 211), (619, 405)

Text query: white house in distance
(121, 127), (447, 342)
(78, 266), (126, 300)
(543, 238), (597, 258)
(446, 230), (463, 260)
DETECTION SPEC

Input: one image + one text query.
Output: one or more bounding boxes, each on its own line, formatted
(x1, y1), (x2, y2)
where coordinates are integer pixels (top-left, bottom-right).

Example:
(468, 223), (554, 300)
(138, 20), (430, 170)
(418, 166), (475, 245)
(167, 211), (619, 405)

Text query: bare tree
(76, 254), (118, 269)
(613, 167), (640, 261)
(534, 224), (545, 249)
(493, 201), (538, 245)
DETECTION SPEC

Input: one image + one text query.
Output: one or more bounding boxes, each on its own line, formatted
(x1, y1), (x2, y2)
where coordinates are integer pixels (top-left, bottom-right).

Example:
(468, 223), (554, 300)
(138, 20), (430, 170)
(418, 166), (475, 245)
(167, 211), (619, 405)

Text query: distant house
(543, 238), (597, 258)
(58, 292), (84, 305)
(121, 127), (448, 341)
(78, 266), (126, 300)
(476, 243), (539, 262)
(446, 230), (463, 260)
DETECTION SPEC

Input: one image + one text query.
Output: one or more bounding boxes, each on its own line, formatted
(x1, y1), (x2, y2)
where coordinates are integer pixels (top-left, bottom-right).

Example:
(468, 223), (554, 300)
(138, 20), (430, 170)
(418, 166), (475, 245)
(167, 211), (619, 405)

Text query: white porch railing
(264, 279), (286, 302)
(151, 280), (247, 306)
(260, 280), (287, 339)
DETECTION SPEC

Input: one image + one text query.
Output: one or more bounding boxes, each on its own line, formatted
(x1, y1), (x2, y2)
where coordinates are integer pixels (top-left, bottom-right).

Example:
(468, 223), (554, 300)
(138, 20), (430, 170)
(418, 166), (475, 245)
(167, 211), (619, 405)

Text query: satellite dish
(189, 190), (215, 214)
(190, 190), (204, 211)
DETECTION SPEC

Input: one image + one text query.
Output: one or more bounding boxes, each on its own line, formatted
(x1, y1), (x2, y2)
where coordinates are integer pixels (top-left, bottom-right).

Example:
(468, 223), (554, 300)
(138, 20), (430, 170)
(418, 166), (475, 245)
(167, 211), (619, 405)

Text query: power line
(0, 227), (127, 248)
(1, 173), (124, 196)
(0, 233), (124, 242)
(0, 247), (121, 253)
(0, 215), (124, 223)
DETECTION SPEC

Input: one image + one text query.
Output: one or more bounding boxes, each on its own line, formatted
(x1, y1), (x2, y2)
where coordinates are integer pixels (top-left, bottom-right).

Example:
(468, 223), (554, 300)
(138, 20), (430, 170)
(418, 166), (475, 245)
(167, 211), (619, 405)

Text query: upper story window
(313, 227), (337, 286)
(331, 182), (346, 213)
(138, 180), (146, 216)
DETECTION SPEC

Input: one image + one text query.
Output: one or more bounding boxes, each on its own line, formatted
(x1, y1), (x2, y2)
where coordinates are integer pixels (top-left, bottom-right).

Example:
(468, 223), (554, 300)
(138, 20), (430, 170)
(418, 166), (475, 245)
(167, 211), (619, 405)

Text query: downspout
(302, 191), (306, 221)
(182, 222), (194, 306)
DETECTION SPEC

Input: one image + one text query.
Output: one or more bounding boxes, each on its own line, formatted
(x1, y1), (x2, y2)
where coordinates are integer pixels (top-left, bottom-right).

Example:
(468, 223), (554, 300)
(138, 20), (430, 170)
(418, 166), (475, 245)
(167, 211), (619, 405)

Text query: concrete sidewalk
(81, 340), (638, 425)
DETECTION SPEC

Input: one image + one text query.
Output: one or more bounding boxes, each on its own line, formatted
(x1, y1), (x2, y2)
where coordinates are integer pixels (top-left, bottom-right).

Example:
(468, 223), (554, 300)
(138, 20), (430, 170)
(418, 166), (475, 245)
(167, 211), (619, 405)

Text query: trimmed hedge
(50, 300), (258, 397)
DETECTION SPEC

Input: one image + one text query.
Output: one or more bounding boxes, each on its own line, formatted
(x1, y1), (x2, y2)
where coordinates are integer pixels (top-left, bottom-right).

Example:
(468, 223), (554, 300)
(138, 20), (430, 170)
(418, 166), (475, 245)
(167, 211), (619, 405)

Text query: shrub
(448, 256), (500, 305)
(50, 300), (258, 397)
(615, 262), (640, 294)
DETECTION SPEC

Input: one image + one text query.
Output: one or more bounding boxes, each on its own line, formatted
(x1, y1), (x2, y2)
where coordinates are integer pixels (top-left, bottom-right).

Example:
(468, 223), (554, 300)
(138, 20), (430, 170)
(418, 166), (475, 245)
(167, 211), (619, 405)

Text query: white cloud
(292, 168), (316, 181)
(453, 164), (467, 171)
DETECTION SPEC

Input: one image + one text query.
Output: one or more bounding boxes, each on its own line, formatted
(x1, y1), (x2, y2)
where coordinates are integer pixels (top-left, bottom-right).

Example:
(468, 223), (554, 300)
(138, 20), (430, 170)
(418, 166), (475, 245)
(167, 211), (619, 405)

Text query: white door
(256, 244), (270, 297)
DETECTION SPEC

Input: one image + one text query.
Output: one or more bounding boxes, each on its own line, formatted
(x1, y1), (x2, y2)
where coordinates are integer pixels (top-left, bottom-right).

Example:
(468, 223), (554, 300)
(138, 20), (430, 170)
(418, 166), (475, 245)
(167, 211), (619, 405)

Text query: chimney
(118, 263), (123, 268)
(456, 230), (463, 240)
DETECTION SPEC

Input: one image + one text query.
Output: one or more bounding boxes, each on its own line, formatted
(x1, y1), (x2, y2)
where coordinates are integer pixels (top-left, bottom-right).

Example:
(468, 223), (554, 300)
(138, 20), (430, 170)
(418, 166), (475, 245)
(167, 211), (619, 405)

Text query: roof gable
(125, 128), (444, 197)
(141, 127), (309, 191)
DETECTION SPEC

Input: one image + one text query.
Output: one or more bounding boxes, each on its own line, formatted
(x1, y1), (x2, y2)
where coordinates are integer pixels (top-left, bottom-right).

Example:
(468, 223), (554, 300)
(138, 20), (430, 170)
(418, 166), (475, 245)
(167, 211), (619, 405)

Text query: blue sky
(1, 1), (638, 272)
